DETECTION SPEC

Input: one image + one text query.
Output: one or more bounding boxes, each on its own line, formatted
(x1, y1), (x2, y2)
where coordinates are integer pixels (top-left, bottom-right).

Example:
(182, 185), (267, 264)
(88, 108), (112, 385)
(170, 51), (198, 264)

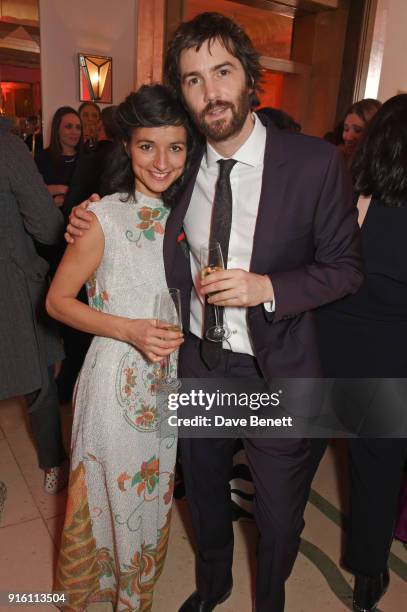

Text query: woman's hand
(124, 319), (184, 363)
(65, 194), (101, 243)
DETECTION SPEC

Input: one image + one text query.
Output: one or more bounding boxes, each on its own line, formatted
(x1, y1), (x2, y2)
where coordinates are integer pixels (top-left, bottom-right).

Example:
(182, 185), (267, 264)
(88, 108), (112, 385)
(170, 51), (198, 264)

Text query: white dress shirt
(184, 113), (271, 356)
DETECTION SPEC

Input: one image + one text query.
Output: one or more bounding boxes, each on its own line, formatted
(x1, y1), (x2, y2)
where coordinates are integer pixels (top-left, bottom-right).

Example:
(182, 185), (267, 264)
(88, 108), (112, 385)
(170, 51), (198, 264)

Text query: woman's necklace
(63, 155), (77, 163)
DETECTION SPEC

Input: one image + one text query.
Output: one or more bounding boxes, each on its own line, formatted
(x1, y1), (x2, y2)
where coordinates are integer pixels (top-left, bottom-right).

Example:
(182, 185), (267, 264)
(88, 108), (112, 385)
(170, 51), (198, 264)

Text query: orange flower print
(120, 543), (156, 597)
(132, 456), (159, 497)
(138, 207), (155, 222)
(153, 221), (165, 235)
(96, 547), (116, 579)
(122, 367), (136, 398)
(125, 368), (136, 386)
(127, 205), (168, 244)
(117, 472), (131, 492)
(134, 404), (157, 429)
(138, 221), (150, 230)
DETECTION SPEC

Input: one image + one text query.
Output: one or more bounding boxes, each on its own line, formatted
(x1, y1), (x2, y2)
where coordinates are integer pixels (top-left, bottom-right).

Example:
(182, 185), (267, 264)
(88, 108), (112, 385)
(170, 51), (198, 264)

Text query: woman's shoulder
(87, 193), (132, 225)
(88, 192), (126, 209)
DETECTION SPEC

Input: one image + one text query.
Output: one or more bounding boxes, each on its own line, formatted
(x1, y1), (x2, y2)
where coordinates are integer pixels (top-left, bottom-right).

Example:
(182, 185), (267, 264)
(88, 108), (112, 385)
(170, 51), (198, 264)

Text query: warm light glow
(79, 54), (112, 102)
(90, 72), (99, 87)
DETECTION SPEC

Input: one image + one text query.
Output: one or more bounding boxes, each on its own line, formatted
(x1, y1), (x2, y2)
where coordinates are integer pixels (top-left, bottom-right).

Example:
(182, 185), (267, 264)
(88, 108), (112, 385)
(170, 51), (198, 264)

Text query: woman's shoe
(44, 461), (69, 494)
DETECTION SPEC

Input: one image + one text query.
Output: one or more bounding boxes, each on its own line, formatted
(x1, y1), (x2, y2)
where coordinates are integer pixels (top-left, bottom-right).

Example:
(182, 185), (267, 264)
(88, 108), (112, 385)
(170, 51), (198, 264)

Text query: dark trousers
(25, 366), (67, 469)
(179, 334), (310, 612)
(308, 437), (407, 576)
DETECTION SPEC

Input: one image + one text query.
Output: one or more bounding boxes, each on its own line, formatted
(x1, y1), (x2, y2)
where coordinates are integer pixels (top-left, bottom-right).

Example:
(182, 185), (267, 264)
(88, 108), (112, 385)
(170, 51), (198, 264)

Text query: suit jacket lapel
(163, 153), (202, 285)
(250, 120), (290, 274)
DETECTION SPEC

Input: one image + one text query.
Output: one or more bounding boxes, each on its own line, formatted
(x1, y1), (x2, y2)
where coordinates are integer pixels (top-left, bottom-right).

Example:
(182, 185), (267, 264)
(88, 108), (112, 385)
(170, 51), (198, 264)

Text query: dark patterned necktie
(201, 158), (237, 369)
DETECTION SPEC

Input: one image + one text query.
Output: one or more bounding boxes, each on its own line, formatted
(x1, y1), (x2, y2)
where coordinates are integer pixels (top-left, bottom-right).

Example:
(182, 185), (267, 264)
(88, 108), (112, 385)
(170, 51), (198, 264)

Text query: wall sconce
(79, 53), (112, 104)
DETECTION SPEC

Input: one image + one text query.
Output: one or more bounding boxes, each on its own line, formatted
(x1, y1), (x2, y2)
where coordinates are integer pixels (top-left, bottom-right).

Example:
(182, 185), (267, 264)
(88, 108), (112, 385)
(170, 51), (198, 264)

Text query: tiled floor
(0, 397), (406, 612)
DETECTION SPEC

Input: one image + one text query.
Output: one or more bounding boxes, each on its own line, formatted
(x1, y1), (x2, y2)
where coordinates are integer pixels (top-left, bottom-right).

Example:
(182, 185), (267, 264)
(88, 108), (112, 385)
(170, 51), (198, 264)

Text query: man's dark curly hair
(352, 94), (407, 207)
(165, 12), (263, 108)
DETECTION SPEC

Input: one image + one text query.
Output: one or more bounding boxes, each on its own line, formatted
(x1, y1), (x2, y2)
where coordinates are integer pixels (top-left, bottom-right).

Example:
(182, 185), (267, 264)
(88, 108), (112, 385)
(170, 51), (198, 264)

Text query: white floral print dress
(55, 192), (177, 612)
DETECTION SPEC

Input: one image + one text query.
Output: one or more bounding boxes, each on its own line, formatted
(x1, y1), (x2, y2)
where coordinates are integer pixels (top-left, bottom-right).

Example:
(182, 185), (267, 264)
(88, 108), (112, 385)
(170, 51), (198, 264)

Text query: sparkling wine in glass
(155, 288), (182, 391)
(200, 242), (231, 342)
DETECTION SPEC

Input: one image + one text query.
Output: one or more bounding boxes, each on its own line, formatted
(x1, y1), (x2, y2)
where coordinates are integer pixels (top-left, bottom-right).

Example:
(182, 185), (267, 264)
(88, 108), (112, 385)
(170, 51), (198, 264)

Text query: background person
(78, 100), (101, 149)
(0, 116), (67, 494)
(338, 98), (381, 166)
(308, 94), (407, 612)
(36, 106), (83, 211)
(36, 106), (92, 403)
(95, 105), (120, 194)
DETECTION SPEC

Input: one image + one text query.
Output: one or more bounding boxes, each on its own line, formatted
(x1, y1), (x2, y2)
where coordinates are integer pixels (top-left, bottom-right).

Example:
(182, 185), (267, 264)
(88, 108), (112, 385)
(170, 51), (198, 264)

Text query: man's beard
(190, 88), (251, 142)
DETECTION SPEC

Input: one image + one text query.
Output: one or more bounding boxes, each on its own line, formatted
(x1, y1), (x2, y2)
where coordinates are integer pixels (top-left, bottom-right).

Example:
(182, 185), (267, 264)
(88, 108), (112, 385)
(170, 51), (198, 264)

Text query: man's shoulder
(276, 128), (336, 159)
(267, 128), (339, 178)
(0, 128), (21, 149)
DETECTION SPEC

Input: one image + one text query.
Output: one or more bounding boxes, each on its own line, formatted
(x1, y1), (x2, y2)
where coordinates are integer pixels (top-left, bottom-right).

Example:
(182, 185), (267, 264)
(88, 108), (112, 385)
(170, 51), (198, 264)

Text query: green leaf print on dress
(125, 205), (168, 246)
(87, 273), (109, 311)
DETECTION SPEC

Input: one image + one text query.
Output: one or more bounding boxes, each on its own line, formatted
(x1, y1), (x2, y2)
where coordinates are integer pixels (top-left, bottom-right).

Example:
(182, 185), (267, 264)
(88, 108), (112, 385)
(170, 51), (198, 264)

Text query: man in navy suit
(67, 13), (363, 611)
(162, 13), (363, 612)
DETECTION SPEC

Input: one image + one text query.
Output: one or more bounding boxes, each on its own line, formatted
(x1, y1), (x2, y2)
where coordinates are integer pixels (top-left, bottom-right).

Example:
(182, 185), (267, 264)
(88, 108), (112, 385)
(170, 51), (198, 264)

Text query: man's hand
(123, 318), (184, 363)
(200, 268), (274, 307)
(47, 184), (68, 197)
(47, 184), (68, 207)
(64, 193), (101, 244)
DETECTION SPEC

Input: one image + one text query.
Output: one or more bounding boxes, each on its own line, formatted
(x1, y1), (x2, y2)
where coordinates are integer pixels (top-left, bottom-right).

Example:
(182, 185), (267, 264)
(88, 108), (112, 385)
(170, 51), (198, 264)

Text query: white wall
(377, 0), (407, 100)
(39, 0), (137, 144)
(364, 0), (407, 102)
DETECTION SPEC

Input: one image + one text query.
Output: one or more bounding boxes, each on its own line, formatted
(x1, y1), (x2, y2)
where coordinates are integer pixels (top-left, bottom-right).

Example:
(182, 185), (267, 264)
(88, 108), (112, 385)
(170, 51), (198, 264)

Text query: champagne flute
(200, 241), (231, 342)
(155, 288), (182, 391)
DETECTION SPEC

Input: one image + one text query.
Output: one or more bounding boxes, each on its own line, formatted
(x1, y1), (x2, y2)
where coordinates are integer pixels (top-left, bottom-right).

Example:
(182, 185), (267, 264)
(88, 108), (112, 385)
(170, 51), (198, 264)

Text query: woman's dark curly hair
(49, 106), (82, 168)
(102, 84), (197, 206)
(352, 94), (407, 207)
(164, 12), (263, 108)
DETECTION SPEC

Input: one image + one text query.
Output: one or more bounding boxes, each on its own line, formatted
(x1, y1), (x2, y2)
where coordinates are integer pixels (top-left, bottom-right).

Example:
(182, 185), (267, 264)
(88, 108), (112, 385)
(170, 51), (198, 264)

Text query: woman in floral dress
(47, 85), (195, 612)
